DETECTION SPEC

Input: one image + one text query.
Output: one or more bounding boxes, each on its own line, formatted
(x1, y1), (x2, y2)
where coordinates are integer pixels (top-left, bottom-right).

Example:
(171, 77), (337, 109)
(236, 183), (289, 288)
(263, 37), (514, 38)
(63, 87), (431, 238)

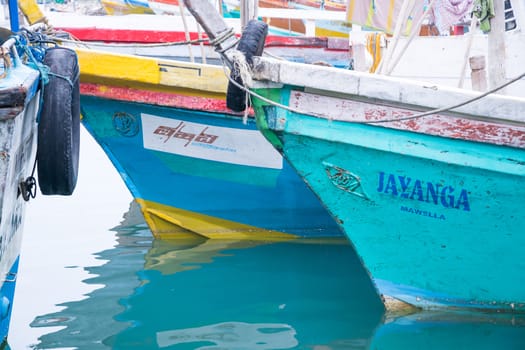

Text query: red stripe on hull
(80, 83), (239, 114)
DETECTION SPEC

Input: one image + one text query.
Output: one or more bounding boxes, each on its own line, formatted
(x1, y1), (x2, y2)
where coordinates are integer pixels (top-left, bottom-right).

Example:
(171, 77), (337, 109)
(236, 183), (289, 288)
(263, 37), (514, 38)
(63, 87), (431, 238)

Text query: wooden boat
(144, 0), (349, 36)
(45, 11), (352, 67)
(184, 0), (525, 312)
(16, 0), (355, 241)
(74, 47), (344, 240)
(0, 13), (80, 342)
(12, 1), (352, 241)
(254, 0), (350, 37)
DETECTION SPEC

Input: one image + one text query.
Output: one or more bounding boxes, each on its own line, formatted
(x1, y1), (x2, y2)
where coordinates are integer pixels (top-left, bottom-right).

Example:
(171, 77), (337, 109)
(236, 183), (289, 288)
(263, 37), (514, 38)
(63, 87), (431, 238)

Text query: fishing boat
(74, 46), (345, 240)
(184, 0), (525, 312)
(12, 0), (352, 240)
(0, 8), (80, 343)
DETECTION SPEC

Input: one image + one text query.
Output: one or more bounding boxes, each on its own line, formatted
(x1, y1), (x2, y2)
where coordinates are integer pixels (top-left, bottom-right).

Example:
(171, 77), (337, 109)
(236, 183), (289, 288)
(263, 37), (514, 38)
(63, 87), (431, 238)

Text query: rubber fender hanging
(37, 47), (80, 195)
(226, 20), (268, 112)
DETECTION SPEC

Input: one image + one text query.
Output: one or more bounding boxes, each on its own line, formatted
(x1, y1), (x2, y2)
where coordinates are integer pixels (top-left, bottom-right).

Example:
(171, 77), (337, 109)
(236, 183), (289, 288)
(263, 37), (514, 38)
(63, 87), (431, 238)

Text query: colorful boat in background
(294, 0), (346, 11)
(0, 9), (80, 342)
(254, 0), (350, 37)
(144, 0), (350, 36)
(101, 0), (155, 15)
(45, 10), (352, 67)
(141, 0), (181, 14)
(147, 0), (233, 16)
(184, 0), (525, 312)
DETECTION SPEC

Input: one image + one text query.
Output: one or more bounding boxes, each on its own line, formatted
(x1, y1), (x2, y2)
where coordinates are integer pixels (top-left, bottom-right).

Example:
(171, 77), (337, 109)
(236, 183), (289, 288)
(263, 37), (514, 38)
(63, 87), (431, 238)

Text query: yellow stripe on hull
(136, 199), (298, 240)
(74, 48), (228, 97)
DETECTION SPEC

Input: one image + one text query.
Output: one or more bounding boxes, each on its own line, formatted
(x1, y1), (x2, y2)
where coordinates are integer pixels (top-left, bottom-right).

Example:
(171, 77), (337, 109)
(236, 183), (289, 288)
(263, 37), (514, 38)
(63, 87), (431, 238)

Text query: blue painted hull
(253, 87), (525, 311)
(80, 95), (343, 238)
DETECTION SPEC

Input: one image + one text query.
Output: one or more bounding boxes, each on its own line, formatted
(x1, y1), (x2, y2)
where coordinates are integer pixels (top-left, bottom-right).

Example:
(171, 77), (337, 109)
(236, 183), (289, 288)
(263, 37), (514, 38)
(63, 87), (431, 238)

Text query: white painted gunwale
(250, 56), (525, 126)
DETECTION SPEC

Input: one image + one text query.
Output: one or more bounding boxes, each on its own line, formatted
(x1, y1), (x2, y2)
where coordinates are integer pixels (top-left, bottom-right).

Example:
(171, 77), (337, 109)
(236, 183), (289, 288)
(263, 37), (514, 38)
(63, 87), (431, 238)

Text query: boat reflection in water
(29, 202), (525, 349)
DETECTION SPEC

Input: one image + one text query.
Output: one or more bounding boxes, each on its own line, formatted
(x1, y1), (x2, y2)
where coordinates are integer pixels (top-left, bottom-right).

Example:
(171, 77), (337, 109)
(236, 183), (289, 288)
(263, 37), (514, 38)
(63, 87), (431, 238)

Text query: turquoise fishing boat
(184, 0), (525, 312)
(0, 13), (80, 343)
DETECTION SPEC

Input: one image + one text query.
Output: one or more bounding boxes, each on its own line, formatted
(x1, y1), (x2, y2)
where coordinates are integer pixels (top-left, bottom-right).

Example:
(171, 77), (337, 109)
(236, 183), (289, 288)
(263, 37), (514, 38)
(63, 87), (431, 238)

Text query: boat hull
(252, 83), (525, 311)
(80, 94), (343, 239)
(0, 61), (41, 342)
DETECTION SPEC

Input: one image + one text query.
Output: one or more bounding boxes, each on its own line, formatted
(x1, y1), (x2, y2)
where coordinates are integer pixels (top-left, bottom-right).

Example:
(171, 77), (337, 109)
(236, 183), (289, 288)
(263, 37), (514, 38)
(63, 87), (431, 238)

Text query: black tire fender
(37, 47), (80, 195)
(226, 20), (268, 112)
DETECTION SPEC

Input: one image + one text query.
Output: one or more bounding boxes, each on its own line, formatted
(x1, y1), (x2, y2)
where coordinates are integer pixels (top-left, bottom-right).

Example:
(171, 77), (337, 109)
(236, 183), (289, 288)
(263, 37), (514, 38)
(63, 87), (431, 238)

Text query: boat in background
(44, 11), (352, 67)
(0, 13), (80, 343)
(147, 0), (233, 16)
(184, 0), (525, 312)
(100, 0), (155, 14)
(257, 0), (350, 37)
(295, 0), (346, 11)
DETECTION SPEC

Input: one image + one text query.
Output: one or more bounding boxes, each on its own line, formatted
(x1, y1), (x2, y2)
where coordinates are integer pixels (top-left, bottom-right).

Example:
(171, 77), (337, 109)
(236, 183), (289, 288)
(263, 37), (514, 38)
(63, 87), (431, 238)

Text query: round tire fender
(226, 20), (268, 112)
(37, 47), (80, 195)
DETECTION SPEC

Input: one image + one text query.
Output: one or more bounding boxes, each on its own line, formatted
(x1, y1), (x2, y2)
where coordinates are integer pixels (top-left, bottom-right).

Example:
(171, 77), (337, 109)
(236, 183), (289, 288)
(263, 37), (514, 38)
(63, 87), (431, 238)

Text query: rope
(14, 33), (50, 123)
(224, 57), (525, 124)
(48, 71), (75, 89)
(230, 50), (253, 88)
(224, 51), (254, 124)
(211, 27), (239, 54)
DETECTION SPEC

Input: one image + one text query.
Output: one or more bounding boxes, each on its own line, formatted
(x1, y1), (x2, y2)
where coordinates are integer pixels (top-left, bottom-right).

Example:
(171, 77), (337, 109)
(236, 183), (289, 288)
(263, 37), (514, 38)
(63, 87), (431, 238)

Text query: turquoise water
(11, 201), (525, 349)
(26, 204), (384, 349)
(7, 128), (525, 349)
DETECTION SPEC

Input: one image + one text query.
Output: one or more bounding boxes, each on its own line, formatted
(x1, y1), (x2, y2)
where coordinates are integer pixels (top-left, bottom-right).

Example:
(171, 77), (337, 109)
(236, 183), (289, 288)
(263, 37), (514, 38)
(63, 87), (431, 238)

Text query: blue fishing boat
(0, 11), (80, 343)
(184, 0), (525, 312)
(73, 48), (343, 240)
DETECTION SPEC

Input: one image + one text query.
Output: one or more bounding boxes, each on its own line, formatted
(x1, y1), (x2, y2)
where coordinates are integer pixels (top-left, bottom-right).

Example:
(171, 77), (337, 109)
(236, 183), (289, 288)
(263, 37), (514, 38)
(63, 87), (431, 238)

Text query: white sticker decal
(142, 114), (283, 169)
